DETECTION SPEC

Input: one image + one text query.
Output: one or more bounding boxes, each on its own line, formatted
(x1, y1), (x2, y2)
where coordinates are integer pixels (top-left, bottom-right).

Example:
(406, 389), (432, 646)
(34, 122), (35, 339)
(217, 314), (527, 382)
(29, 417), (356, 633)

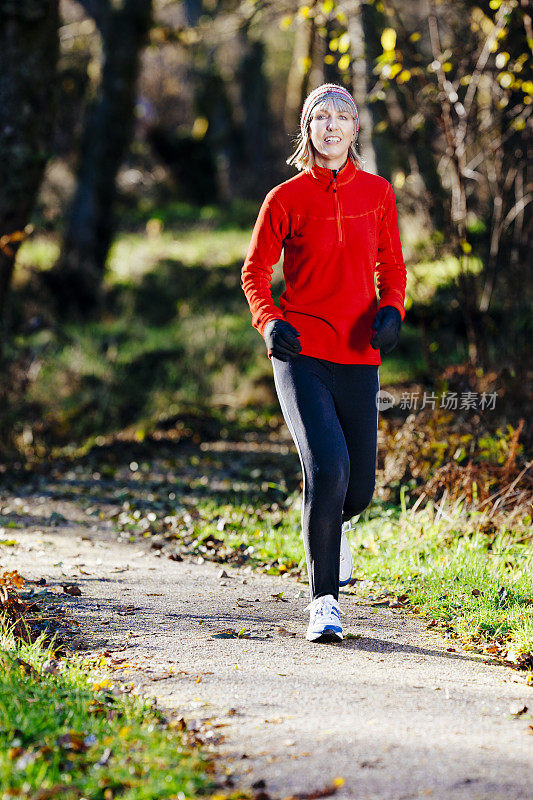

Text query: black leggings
(271, 353), (379, 601)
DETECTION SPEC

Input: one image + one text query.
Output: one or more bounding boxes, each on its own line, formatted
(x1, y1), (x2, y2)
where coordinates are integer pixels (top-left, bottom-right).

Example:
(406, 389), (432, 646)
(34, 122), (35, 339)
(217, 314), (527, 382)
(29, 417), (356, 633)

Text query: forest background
(0, 0), (532, 658)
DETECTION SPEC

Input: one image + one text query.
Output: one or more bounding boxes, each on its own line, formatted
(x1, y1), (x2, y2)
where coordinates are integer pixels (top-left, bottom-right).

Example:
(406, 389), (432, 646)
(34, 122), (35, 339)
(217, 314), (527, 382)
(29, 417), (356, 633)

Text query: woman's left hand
(370, 306), (402, 353)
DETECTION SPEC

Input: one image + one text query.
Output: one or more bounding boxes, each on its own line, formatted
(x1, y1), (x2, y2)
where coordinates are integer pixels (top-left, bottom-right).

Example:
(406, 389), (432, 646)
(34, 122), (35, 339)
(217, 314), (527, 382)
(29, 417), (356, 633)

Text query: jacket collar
(307, 157), (358, 188)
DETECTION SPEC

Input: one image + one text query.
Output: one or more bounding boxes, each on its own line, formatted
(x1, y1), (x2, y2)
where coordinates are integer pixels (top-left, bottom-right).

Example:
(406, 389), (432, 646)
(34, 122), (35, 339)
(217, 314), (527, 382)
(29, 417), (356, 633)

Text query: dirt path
(1, 492), (532, 800)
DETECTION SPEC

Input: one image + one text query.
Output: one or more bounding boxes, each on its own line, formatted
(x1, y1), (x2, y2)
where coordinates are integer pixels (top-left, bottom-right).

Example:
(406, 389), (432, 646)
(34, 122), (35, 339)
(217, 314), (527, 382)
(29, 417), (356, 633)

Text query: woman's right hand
(264, 319), (302, 361)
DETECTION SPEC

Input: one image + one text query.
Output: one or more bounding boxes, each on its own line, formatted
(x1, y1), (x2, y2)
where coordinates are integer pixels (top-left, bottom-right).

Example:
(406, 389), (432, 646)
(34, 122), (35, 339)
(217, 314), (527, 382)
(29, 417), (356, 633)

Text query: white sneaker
(305, 594), (343, 642)
(339, 523), (353, 587)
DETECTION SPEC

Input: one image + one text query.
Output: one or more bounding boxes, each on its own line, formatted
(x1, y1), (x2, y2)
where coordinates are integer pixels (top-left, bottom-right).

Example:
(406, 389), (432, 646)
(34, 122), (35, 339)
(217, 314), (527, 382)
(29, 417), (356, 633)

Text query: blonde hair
(286, 96), (363, 171)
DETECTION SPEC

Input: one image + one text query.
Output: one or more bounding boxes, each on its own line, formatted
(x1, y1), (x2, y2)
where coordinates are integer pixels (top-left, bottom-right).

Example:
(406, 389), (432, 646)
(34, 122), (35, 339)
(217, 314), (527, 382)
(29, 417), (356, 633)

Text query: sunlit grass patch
(13, 235), (60, 280)
(107, 229), (252, 284)
(192, 498), (305, 574)
(0, 624), (216, 799)
(345, 495), (533, 664)
(406, 255), (483, 306)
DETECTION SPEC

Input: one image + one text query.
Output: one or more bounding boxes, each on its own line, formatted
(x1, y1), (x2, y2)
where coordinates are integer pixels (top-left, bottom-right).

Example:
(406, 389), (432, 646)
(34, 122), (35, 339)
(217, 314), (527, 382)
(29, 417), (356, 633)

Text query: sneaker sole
(306, 629), (343, 643)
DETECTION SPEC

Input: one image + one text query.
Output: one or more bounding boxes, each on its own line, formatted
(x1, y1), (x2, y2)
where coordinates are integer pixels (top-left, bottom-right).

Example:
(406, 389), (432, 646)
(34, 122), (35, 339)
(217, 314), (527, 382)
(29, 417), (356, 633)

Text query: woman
(241, 83), (406, 643)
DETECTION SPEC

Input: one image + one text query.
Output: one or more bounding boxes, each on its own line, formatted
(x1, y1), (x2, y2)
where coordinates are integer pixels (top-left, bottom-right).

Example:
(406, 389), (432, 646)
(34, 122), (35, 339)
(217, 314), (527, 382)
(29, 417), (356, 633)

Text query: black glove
(264, 319), (302, 361)
(370, 306), (402, 353)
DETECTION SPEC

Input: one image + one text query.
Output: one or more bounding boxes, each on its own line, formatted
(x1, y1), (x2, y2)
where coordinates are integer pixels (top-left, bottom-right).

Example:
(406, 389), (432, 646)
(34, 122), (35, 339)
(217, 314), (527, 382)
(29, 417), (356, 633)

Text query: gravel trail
(2, 512), (532, 800)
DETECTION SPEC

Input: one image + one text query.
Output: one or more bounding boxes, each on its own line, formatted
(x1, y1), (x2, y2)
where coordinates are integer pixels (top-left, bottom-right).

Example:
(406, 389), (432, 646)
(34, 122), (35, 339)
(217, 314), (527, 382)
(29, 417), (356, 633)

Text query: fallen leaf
(16, 658), (38, 677)
(62, 584), (82, 596)
(509, 703), (528, 716)
(283, 781), (342, 799)
(278, 627), (297, 637)
(271, 592), (288, 602)
(212, 629), (238, 639)
(56, 732), (88, 753)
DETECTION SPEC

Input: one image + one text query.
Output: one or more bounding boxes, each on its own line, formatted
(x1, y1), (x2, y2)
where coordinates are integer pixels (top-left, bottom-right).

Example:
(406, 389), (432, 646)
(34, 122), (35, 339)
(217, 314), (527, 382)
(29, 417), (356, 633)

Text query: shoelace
(342, 516), (360, 533)
(305, 596), (343, 616)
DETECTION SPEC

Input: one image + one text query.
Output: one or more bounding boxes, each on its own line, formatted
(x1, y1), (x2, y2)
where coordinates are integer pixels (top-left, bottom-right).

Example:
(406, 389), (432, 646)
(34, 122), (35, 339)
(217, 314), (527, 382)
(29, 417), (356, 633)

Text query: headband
(300, 83), (359, 139)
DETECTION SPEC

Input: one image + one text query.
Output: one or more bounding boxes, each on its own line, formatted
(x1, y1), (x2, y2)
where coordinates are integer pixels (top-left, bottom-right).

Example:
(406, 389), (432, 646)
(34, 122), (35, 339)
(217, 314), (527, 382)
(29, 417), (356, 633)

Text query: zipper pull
(332, 168), (338, 193)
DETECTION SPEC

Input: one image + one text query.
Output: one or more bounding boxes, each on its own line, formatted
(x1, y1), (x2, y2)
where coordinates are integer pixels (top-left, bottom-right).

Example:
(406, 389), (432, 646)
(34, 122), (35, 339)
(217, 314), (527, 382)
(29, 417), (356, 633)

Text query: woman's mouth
(324, 136), (342, 144)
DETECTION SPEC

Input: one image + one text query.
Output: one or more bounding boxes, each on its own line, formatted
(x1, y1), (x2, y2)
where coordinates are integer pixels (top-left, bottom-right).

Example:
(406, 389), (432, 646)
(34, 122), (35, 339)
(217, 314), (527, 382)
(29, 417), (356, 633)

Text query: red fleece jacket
(240, 157), (407, 365)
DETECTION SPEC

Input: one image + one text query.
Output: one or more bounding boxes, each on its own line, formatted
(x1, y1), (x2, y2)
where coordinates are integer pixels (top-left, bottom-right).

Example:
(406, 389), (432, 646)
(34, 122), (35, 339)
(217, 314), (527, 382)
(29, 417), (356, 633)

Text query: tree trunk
(348, 3), (377, 175)
(236, 23), (274, 198)
(0, 0), (59, 343)
(285, 1), (319, 134)
(50, 0), (152, 316)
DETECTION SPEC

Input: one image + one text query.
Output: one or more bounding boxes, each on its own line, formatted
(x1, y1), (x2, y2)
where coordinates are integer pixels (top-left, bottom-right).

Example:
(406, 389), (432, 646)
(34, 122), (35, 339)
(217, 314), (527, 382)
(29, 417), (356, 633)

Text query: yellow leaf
(460, 239), (472, 254)
(381, 28), (397, 52)
(191, 116), (208, 139)
(324, 54), (335, 64)
(118, 726), (131, 738)
(393, 171), (405, 189)
(300, 56), (312, 74)
(409, 32), (421, 42)
(397, 69), (411, 83)
(338, 32), (350, 53)
(338, 54), (350, 71)
(329, 37), (338, 52)
(442, 62), (453, 72)
(334, 777), (345, 787)
(280, 15), (292, 29)
(321, 0), (334, 13)
(299, 5), (311, 18)
(498, 71), (513, 88)
(390, 63), (402, 79)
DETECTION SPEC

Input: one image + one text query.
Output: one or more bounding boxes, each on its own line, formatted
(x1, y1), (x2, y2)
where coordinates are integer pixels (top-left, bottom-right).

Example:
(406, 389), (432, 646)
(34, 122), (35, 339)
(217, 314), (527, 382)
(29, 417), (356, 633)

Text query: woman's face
(308, 102), (356, 169)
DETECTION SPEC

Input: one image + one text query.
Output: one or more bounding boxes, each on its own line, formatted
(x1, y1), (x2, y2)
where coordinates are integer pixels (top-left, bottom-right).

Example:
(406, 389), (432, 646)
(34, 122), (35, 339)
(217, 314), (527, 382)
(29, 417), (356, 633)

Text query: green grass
(0, 623), (218, 800)
(405, 254), (483, 306)
(178, 491), (533, 665)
